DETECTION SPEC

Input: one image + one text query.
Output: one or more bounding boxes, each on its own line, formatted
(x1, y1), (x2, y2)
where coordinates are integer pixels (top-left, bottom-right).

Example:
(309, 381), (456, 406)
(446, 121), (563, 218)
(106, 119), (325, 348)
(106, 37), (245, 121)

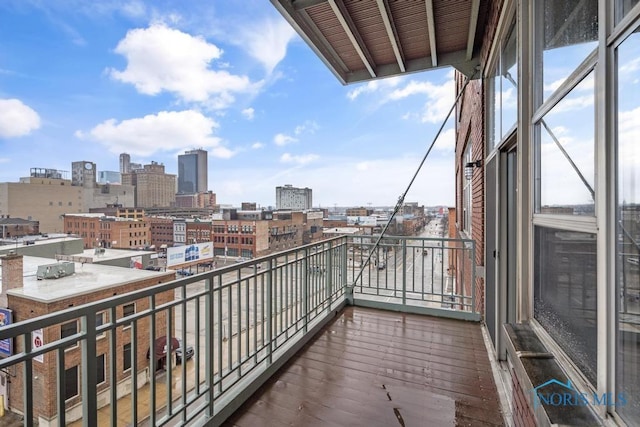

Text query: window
(96, 312), (106, 338)
(488, 18), (518, 151)
(535, 0), (598, 103)
(123, 343), (132, 372)
(535, 71), (595, 215)
(65, 366), (79, 400)
(462, 144), (472, 234)
(616, 0), (640, 24)
(534, 227), (597, 384)
(61, 320), (78, 350)
(122, 303), (135, 329)
(616, 25), (640, 425)
(97, 354), (106, 385)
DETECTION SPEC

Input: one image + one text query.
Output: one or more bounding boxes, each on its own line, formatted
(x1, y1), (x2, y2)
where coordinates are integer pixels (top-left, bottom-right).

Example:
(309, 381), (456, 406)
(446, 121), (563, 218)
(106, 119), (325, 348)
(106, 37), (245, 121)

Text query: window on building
(123, 343), (132, 372)
(61, 320), (78, 350)
(533, 227), (597, 385)
(97, 354), (106, 384)
(616, 25), (640, 425)
(488, 18), (518, 151)
(462, 143), (472, 235)
(65, 365), (79, 400)
(96, 312), (106, 338)
(535, 0), (598, 104)
(535, 71), (595, 215)
(122, 303), (135, 329)
(615, 0), (640, 24)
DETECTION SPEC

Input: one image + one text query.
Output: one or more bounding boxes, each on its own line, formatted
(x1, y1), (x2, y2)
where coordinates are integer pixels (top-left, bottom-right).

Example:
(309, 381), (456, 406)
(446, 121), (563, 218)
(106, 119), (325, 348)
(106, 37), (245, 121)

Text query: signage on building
(32, 329), (44, 363)
(130, 255), (143, 269)
(0, 308), (13, 357)
(166, 242), (213, 267)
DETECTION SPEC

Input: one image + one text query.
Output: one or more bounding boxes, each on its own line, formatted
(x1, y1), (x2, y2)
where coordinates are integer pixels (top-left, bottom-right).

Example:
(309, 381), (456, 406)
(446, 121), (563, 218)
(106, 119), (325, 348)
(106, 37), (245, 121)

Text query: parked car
(377, 262), (386, 270)
(176, 269), (194, 276)
(175, 339), (194, 364)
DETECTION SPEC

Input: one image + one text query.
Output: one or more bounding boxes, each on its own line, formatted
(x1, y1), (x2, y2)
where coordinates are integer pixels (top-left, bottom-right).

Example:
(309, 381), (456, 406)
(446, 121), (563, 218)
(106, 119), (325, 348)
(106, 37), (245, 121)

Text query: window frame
(64, 365), (79, 401)
(122, 303), (135, 330)
(60, 320), (79, 351)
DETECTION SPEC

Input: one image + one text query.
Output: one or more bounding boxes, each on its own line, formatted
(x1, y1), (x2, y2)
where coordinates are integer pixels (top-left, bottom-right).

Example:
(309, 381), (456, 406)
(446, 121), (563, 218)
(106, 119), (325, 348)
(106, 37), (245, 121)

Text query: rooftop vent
(36, 262), (75, 280)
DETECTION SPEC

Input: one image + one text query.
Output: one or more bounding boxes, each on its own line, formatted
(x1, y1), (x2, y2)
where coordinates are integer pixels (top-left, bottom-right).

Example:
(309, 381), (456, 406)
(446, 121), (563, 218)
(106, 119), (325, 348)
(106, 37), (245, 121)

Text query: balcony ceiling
(271, 0), (487, 84)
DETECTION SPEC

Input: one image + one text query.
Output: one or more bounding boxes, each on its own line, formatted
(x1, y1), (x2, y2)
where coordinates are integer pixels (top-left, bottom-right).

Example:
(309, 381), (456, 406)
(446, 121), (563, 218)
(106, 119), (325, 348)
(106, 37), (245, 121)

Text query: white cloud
(386, 79), (454, 124)
(121, 0), (146, 18)
(0, 99), (41, 138)
(77, 110), (233, 158)
(280, 153), (319, 165)
(242, 107), (255, 120)
(435, 128), (456, 152)
(347, 76), (404, 100)
(251, 142), (264, 149)
(294, 120), (319, 135)
(108, 23), (256, 108)
(0, 158), (9, 163)
(274, 133), (298, 146)
(237, 17), (297, 74)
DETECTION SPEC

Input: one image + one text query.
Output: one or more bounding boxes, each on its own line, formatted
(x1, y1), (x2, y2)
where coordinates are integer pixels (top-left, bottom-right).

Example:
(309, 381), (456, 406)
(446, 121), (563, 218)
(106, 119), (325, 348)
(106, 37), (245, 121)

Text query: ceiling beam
(328, 0), (376, 78)
(376, 0), (405, 72)
(293, 0), (327, 11)
(425, 0), (438, 67)
(466, 0), (480, 60)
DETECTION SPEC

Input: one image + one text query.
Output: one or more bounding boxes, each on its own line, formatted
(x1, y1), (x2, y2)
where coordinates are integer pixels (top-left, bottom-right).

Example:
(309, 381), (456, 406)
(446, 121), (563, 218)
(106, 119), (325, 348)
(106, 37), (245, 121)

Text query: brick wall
(7, 272), (175, 421)
(512, 368), (536, 427)
(454, 0), (503, 316)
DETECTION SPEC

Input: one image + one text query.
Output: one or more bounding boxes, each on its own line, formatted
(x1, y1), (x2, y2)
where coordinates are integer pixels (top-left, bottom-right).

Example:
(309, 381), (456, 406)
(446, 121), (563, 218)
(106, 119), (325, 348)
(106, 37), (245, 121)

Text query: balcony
(0, 234), (502, 426)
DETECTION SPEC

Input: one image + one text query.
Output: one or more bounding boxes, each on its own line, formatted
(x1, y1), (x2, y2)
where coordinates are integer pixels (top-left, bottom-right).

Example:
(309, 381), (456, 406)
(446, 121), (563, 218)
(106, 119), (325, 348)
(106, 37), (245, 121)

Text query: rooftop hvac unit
(36, 262), (75, 280)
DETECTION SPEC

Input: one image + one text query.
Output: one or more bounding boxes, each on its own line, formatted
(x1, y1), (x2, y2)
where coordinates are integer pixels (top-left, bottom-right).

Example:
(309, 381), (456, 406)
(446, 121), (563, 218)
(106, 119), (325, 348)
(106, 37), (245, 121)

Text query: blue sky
(0, 0), (457, 208)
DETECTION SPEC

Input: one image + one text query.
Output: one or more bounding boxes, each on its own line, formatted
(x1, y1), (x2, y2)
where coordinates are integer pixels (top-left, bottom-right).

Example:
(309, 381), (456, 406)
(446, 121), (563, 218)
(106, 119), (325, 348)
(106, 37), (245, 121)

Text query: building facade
(275, 185), (312, 210)
(63, 213), (149, 249)
(0, 217), (40, 239)
(0, 170), (83, 233)
(121, 162), (176, 208)
(147, 216), (174, 249)
(177, 149), (207, 194)
(0, 254), (175, 425)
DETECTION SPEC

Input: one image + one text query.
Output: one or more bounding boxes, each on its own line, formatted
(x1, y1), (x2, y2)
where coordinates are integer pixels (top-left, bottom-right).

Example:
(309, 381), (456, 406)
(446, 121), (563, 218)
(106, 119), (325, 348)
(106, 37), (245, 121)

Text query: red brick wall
(512, 368), (536, 427)
(454, 0), (503, 316)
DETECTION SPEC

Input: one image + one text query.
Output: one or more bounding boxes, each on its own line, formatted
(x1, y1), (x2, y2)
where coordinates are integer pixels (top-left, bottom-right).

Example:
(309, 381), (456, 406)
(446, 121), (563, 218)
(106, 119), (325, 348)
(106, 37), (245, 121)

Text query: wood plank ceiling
(271, 0), (487, 84)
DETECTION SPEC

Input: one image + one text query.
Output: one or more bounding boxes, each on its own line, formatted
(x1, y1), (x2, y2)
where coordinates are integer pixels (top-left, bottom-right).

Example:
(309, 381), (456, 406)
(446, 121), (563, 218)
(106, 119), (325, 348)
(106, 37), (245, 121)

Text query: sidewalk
(68, 361), (198, 427)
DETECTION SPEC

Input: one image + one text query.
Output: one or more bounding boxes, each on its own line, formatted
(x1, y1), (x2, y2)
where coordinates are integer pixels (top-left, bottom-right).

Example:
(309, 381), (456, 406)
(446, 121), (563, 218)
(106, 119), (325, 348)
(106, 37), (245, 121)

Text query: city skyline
(0, 0), (457, 208)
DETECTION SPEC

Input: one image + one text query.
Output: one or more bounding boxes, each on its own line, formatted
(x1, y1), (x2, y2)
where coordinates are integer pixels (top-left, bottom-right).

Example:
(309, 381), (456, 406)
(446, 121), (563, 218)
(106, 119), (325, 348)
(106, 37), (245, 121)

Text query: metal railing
(0, 235), (476, 426)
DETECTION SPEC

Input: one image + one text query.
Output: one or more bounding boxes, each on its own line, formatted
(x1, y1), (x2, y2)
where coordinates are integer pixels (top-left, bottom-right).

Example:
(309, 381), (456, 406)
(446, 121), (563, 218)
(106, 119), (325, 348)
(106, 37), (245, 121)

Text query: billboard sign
(0, 308), (13, 357)
(167, 242), (213, 267)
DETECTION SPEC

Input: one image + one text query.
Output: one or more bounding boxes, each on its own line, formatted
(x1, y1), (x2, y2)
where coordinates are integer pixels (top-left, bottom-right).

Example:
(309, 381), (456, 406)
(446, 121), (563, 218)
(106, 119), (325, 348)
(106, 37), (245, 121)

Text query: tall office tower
(276, 185), (313, 210)
(119, 153), (131, 174)
(71, 161), (97, 188)
(178, 149), (208, 194)
(121, 161), (176, 208)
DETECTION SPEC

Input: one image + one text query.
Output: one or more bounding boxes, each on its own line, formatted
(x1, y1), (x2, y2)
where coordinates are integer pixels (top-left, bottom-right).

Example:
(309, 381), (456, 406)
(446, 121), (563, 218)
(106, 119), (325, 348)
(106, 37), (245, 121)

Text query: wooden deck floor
(224, 306), (504, 427)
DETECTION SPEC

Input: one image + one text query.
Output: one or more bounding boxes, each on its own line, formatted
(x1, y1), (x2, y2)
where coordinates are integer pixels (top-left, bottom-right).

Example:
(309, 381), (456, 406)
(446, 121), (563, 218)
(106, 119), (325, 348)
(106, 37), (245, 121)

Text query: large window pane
(534, 226), (597, 385)
(536, 71), (595, 215)
(616, 0), (640, 24)
(487, 20), (517, 151)
(537, 0), (598, 102)
(65, 366), (79, 401)
(616, 25), (640, 425)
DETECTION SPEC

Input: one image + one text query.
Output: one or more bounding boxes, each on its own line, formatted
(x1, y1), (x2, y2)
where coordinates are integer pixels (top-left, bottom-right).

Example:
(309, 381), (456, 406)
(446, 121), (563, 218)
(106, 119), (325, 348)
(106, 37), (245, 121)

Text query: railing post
(81, 313), (97, 427)
(302, 249), (308, 333)
(266, 259), (273, 365)
(205, 277), (214, 417)
(327, 241), (333, 312)
(471, 240), (476, 314)
(402, 238), (407, 306)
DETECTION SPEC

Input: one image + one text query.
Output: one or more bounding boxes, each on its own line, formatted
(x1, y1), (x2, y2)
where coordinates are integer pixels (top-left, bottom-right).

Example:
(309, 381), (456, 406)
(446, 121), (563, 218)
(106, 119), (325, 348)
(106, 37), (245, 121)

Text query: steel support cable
(352, 68), (480, 287)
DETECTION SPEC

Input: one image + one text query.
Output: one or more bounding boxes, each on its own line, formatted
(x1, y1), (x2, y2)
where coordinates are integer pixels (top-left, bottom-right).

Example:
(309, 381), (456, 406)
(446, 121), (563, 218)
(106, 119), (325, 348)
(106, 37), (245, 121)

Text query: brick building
(147, 216), (174, 249)
(0, 217), (40, 239)
(0, 254), (175, 425)
(121, 162), (176, 208)
(63, 214), (149, 249)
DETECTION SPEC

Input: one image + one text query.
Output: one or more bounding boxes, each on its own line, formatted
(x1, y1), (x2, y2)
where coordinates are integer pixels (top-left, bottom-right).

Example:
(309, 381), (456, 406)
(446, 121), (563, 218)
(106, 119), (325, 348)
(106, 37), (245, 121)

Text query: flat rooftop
(79, 248), (157, 262)
(2, 256), (171, 303)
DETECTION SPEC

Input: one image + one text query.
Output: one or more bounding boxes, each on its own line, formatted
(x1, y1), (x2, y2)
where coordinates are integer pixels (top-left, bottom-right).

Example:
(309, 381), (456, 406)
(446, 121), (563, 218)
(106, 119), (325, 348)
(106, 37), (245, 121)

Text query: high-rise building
(276, 185), (313, 210)
(121, 162), (176, 208)
(119, 153), (131, 174)
(178, 149), (208, 194)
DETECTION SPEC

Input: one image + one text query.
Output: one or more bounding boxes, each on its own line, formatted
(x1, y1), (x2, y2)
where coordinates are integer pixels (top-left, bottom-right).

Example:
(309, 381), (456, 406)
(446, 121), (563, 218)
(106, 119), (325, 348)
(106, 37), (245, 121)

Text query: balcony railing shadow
(0, 234), (480, 426)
